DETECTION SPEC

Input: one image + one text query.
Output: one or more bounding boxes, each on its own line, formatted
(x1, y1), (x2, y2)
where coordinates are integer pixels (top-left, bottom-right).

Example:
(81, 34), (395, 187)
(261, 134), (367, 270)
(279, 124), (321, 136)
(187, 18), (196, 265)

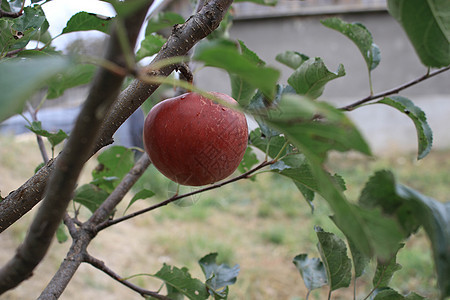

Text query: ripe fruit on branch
(143, 92), (248, 186)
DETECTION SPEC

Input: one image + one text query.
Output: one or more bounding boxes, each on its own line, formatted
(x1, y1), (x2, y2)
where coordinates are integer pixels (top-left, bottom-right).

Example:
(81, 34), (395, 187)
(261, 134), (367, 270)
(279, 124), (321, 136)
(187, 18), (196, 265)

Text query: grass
(0, 134), (447, 299)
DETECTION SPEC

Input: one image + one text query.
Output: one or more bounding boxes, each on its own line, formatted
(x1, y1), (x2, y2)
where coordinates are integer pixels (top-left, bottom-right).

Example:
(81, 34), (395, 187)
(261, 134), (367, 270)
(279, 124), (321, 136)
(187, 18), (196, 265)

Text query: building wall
(195, 11), (450, 156)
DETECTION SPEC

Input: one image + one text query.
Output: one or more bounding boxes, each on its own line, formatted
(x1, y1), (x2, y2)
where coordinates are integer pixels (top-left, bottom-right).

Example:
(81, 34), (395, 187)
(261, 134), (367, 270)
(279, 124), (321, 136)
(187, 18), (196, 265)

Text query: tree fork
(0, 0), (234, 234)
(0, 0), (152, 292)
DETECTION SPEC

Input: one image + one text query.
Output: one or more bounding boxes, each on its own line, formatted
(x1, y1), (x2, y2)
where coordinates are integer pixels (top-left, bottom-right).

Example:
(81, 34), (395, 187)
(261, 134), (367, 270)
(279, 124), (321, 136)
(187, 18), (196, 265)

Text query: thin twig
(88, 154), (151, 226)
(97, 160), (273, 231)
(340, 66), (450, 111)
(84, 254), (173, 300)
(26, 103), (49, 163)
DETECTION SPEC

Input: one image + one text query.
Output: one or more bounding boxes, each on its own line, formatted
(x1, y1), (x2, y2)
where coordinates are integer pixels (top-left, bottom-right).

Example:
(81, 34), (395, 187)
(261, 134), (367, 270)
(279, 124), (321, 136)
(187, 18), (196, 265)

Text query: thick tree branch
(0, 0), (233, 234)
(0, 158), (54, 232)
(0, 1), (151, 293)
(340, 66), (450, 111)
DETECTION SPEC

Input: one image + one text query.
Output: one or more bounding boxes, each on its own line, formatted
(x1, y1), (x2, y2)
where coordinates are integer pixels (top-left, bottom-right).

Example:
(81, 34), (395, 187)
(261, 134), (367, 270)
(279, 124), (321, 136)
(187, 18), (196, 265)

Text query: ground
(0, 134), (444, 299)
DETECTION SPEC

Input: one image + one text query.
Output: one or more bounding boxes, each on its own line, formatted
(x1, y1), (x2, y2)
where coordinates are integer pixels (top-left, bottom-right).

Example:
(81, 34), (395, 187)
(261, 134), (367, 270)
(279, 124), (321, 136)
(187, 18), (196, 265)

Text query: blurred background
(1, 0), (448, 299)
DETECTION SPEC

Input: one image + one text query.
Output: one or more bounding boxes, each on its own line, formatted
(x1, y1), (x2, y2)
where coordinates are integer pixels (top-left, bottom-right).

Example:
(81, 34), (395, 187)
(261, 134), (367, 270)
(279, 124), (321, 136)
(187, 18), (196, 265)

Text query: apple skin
(143, 92), (248, 186)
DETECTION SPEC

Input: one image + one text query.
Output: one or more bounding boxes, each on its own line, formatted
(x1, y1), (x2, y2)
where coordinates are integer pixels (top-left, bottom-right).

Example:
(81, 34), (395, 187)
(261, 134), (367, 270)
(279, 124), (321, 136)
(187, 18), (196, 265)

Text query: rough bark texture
(0, 1), (151, 293)
(0, 0), (233, 297)
(0, 0), (234, 234)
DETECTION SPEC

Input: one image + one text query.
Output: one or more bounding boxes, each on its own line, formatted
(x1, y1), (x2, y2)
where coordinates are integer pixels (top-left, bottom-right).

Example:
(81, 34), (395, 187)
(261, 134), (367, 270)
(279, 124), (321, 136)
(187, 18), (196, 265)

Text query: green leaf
(0, 56), (71, 123)
(92, 146), (135, 193)
(247, 85), (285, 136)
(276, 51), (309, 69)
(46, 129), (68, 148)
(237, 147), (259, 174)
(199, 253), (239, 299)
(292, 254), (328, 292)
(165, 283), (185, 300)
(135, 34), (166, 61)
(228, 40), (271, 105)
(194, 39), (280, 100)
(61, 12), (113, 35)
(373, 244), (403, 288)
(293, 181), (315, 212)
(360, 170), (450, 297)
(315, 226), (352, 291)
(56, 221), (68, 243)
(25, 121), (68, 148)
(124, 189), (155, 214)
(12, 6), (46, 31)
(387, 0), (450, 67)
(270, 154), (318, 196)
(371, 287), (425, 300)
(321, 17), (381, 71)
(145, 11), (185, 35)
(47, 64), (96, 99)
(73, 184), (109, 213)
(249, 128), (291, 159)
(377, 96), (433, 159)
(347, 237), (370, 278)
(265, 94), (371, 162)
(153, 264), (209, 300)
(287, 57), (345, 99)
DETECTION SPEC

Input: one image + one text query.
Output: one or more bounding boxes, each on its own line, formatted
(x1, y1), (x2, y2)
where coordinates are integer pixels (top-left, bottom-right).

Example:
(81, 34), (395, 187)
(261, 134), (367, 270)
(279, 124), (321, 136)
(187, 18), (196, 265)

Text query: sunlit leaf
(388, 0), (450, 67)
(287, 57), (345, 99)
(62, 11), (113, 34)
(377, 96), (433, 159)
(315, 226), (352, 291)
(321, 17), (380, 71)
(293, 254), (328, 292)
(0, 56), (71, 123)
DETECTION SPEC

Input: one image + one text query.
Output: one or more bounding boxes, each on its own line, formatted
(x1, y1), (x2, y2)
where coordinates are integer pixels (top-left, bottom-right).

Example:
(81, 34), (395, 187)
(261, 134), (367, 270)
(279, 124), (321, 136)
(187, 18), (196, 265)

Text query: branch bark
(0, 0), (233, 234)
(0, 1), (151, 293)
(340, 66), (450, 111)
(40, 153), (151, 298)
(30, 2), (234, 297)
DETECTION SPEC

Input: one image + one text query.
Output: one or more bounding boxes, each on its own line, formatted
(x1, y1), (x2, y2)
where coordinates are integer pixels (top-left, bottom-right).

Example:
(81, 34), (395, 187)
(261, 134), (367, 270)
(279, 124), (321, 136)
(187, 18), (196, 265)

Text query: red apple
(143, 92), (248, 186)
